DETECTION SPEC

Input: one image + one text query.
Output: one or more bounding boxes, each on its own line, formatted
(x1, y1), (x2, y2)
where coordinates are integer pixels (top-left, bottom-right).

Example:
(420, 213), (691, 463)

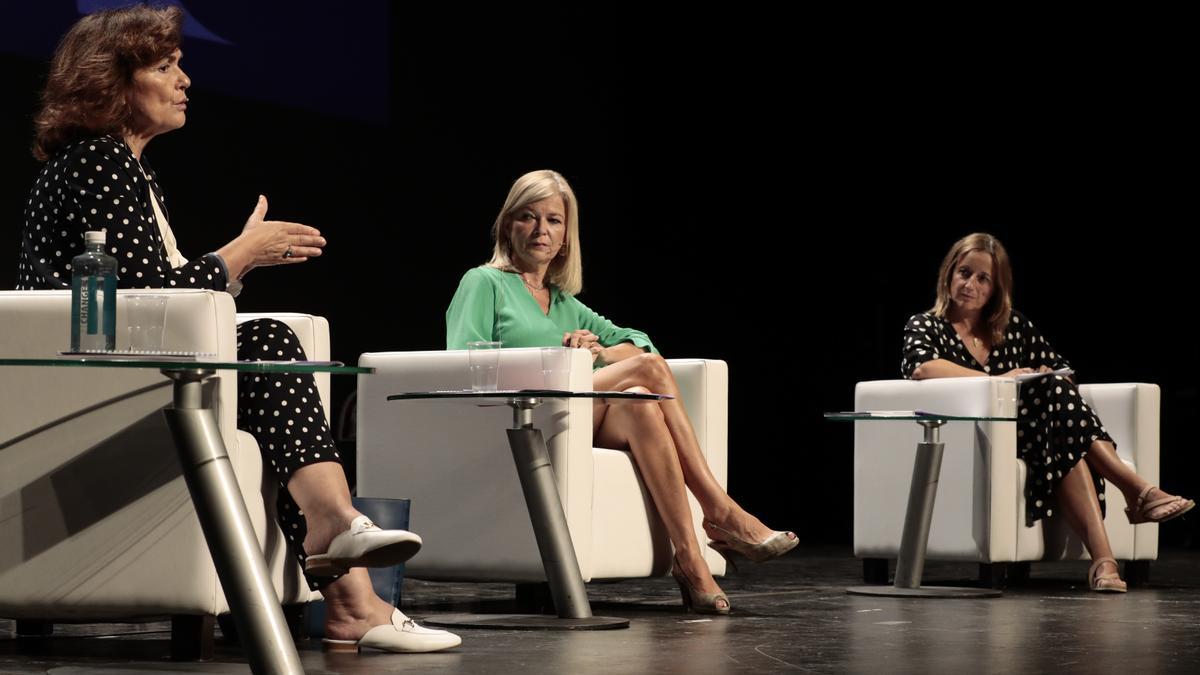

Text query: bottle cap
(83, 230), (106, 245)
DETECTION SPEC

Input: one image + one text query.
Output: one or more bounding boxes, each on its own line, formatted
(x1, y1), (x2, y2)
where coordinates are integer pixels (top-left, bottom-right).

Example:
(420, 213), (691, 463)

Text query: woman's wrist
(217, 237), (252, 280)
(601, 342), (644, 365)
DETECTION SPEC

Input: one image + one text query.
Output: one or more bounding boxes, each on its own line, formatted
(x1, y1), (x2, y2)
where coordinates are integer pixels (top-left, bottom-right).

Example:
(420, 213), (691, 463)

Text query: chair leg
(216, 613), (238, 644)
(862, 558), (889, 584)
(1008, 561), (1031, 584)
(170, 614), (214, 662)
(979, 563), (1008, 589)
(515, 582), (555, 614)
(1124, 560), (1151, 587)
(216, 605), (308, 643)
(282, 603), (308, 642)
(15, 620), (53, 636)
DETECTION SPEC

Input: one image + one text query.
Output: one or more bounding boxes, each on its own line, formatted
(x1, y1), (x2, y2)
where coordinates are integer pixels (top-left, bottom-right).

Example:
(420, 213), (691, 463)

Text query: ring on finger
(283, 245), (294, 259)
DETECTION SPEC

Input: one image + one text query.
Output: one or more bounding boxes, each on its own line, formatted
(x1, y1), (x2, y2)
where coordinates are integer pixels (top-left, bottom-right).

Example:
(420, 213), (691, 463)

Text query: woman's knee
(632, 352), (672, 387)
(237, 319), (308, 361)
(610, 396), (666, 427)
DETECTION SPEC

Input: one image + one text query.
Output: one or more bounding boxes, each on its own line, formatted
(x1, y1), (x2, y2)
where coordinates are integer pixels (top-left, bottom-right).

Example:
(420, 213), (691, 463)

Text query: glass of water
(467, 341), (502, 391)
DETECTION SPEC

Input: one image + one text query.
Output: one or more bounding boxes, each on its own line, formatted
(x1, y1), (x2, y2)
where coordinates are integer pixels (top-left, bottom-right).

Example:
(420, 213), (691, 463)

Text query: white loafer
(323, 609), (462, 653)
(304, 515), (422, 577)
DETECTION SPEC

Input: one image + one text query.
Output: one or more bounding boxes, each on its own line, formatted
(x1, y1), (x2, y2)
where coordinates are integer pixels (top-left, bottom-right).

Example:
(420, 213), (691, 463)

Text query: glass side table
(388, 389), (673, 630)
(0, 357), (372, 675)
(825, 412), (1017, 599)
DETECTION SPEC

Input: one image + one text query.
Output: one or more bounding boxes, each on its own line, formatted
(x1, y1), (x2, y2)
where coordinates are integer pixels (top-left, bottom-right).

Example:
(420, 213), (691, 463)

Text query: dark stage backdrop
(2, 6), (1195, 548)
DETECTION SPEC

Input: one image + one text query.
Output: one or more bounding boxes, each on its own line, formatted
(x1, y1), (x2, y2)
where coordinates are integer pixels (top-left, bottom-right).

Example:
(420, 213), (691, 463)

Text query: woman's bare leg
(287, 462), (360, 555)
(593, 391), (724, 603)
(286, 462), (396, 639)
(1056, 460), (1120, 581)
(1084, 440), (1186, 517)
(318, 569), (399, 640)
(594, 353), (779, 544)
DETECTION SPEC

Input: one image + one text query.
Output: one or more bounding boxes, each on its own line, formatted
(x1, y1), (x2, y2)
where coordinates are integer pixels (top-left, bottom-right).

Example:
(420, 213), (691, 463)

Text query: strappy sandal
(671, 556), (730, 615)
(1088, 557), (1127, 593)
(1124, 485), (1196, 525)
(703, 521), (799, 565)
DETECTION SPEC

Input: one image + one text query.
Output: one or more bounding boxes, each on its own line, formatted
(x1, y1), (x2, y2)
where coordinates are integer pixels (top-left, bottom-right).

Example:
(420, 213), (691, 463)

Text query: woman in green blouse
(446, 170), (797, 614)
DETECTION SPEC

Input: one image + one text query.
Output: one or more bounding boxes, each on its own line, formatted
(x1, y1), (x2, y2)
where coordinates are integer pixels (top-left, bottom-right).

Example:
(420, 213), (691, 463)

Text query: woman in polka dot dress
(15, 6), (459, 652)
(901, 233), (1193, 592)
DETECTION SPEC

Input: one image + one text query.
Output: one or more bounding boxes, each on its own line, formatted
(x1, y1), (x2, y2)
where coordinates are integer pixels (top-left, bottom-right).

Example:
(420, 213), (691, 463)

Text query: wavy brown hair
(33, 4), (183, 161)
(930, 232), (1014, 346)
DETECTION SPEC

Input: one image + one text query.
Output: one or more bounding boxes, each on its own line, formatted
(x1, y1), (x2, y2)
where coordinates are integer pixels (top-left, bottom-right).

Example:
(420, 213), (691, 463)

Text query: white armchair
(0, 290), (327, 657)
(355, 348), (728, 585)
(853, 377), (1160, 584)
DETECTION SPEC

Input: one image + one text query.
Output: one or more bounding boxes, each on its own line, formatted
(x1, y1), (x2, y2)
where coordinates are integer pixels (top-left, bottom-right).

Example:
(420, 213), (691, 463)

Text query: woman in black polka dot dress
(901, 233), (1193, 592)
(14, 6), (459, 652)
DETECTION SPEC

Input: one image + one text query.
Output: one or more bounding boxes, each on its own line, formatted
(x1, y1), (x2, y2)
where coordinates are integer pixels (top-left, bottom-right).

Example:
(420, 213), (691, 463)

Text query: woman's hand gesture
(220, 195), (326, 279)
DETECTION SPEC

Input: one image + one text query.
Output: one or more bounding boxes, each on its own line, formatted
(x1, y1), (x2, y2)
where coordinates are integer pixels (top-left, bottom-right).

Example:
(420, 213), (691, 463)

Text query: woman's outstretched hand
(219, 195), (326, 279)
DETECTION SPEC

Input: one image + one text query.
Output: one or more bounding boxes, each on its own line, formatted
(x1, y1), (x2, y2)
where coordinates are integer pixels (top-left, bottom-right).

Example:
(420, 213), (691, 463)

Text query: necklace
(952, 319), (983, 349)
(520, 273), (545, 291)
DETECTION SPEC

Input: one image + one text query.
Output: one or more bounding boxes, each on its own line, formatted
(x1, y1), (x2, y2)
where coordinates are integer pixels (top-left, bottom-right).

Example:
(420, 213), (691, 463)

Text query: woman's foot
(1088, 558), (1127, 593)
(703, 505), (798, 563)
(672, 551), (729, 614)
(302, 509), (364, 558)
(322, 570), (461, 652)
(702, 504), (778, 547)
(323, 575), (400, 642)
(303, 514), (422, 577)
(1124, 485), (1195, 524)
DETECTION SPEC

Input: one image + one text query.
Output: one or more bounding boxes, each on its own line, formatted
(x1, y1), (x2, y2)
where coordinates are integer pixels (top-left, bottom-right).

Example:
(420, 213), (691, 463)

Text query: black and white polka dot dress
(17, 136), (227, 291)
(18, 136), (340, 587)
(901, 310), (1113, 526)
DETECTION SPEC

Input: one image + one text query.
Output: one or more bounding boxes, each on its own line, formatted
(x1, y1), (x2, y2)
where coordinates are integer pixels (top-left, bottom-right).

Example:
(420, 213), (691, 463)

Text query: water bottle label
(87, 276), (99, 334)
(71, 274), (117, 351)
(70, 275), (83, 349)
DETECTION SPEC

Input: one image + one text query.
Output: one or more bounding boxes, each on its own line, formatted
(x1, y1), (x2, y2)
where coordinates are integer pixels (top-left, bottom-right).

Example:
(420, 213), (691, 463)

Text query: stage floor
(3, 546), (1198, 674)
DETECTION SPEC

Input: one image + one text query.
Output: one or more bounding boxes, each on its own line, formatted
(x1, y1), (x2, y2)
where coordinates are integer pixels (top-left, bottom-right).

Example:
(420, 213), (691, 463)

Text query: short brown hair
(33, 4), (183, 161)
(930, 232), (1014, 345)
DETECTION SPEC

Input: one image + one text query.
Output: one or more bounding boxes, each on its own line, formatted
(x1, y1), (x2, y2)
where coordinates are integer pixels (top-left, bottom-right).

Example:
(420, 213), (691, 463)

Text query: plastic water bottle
(70, 230), (119, 351)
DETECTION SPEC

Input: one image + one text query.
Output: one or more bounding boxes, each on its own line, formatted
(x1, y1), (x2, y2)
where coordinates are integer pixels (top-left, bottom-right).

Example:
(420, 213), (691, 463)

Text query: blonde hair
(487, 170), (583, 295)
(930, 232), (1013, 345)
